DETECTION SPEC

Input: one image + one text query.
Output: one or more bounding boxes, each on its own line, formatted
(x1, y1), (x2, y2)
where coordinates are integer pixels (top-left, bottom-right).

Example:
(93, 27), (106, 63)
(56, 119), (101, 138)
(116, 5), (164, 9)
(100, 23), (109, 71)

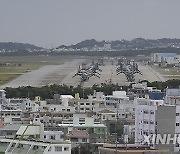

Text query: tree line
(3, 79), (180, 100)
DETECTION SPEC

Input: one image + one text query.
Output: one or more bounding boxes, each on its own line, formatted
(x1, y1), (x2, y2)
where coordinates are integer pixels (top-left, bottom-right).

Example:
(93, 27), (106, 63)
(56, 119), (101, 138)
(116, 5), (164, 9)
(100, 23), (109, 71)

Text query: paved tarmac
(0, 59), (84, 88)
(62, 61), (166, 87)
(1, 59), (166, 88)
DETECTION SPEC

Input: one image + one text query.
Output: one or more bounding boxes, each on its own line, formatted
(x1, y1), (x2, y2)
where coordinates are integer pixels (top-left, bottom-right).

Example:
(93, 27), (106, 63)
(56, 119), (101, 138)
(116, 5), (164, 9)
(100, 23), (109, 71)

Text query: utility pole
(115, 104), (118, 154)
(79, 145), (81, 154)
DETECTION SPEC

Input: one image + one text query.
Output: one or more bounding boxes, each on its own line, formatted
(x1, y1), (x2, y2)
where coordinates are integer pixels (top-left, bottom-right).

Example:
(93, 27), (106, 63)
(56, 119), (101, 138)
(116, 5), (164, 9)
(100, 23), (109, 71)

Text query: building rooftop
(68, 130), (89, 139)
(61, 95), (74, 99)
(149, 92), (165, 100)
(0, 124), (21, 131)
(99, 109), (115, 114)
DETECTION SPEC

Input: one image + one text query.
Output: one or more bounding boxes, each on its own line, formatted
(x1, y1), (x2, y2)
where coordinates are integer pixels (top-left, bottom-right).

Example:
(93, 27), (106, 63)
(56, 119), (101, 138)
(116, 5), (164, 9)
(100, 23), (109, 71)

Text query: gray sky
(0, 0), (180, 47)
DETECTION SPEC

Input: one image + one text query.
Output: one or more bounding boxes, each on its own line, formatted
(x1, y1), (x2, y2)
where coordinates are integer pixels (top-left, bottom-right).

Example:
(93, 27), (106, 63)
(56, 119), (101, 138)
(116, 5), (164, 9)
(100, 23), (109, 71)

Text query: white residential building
(0, 90), (6, 104)
(165, 88), (180, 105)
(0, 122), (71, 154)
(105, 91), (129, 107)
(135, 102), (180, 152)
(135, 104), (157, 145)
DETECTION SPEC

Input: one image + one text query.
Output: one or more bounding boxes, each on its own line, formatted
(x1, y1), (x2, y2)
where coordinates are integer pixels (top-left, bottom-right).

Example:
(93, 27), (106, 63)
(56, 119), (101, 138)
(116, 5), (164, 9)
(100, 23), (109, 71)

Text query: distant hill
(1, 39), (180, 57)
(0, 42), (43, 52)
(57, 38), (180, 51)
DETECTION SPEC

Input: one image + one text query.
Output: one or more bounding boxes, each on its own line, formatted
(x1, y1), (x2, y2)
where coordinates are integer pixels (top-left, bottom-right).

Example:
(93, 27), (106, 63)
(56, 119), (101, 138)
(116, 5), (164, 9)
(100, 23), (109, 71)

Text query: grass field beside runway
(0, 55), (76, 85)
(152, 65), (180, 79)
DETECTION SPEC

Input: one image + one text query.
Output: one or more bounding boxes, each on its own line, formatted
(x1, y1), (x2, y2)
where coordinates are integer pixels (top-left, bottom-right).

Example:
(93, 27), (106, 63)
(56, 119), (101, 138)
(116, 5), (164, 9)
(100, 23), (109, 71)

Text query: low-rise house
(97, 109), (116, 123)
(0, 123), (21, 138)
(68, 130), (89, 144)
(0, 121), (71, 154)
(59, 115), (107, 143)
(44, 131), (64, 143)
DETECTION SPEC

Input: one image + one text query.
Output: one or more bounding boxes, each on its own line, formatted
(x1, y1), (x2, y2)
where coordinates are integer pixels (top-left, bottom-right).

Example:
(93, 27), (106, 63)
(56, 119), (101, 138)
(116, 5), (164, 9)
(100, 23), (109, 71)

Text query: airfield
(0, 57), (166, 88)
(61, 59), (165, 87)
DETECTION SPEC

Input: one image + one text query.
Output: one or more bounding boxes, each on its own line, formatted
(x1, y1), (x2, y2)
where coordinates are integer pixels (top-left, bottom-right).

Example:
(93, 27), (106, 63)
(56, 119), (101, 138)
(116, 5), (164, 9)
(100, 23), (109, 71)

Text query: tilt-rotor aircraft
(72, 60), (102, 85)
(116, 58), (142, 82)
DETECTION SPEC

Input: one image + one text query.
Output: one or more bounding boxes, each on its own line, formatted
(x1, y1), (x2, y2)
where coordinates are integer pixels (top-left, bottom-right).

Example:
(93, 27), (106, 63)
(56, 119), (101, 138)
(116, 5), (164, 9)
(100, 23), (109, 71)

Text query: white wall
(135, 105), (156, 145)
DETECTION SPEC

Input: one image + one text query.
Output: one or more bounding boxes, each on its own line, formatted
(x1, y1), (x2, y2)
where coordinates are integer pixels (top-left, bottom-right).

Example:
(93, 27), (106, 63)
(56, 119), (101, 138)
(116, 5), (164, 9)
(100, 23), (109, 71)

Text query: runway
(1, 59), (166, 88)
(0, 59), (84, 88)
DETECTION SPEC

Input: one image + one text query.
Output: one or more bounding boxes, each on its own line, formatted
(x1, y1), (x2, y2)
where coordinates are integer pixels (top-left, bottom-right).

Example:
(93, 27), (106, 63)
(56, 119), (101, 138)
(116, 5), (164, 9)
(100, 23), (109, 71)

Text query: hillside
(57, 38), (180, 51)
(0, 42), (43, 52)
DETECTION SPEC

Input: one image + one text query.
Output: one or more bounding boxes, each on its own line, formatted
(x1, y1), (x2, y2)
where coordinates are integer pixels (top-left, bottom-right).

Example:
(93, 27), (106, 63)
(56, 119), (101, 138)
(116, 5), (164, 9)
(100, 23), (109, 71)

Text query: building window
(82, 138), (87, 142)
(144, 120), (148, 124)
(71, 138), (78, 142)
(64, 147), (69, 151)
(150, 121), (154, 124)
(79, 118), (85, 122)
(7, 132), (12, 135)
(48, 147), (51, 151)
(176, 143), (179, 147)
(143, 110), (149, 114)
(55, 146), (62, 151)
(86, 103), (90, 105)
(67, 109), (70, 112)
(176, 123), (180, 126)
(150, 111), (154, 114)
(80, 103), (84, 105)
(50, 135), (55, 140)
(176, 113), (180, 116)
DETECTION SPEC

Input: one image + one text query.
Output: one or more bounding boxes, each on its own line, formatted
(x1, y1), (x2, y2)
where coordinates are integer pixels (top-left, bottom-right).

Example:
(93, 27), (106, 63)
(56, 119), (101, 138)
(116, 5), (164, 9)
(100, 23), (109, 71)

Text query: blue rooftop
(149, 92), (165, 100)
(156, 53), (176, 58)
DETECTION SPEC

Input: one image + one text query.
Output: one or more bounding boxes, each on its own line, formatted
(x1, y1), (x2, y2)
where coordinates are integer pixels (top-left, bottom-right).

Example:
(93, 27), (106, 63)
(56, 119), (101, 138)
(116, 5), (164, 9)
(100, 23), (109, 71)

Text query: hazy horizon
(1, 0), (180, 47)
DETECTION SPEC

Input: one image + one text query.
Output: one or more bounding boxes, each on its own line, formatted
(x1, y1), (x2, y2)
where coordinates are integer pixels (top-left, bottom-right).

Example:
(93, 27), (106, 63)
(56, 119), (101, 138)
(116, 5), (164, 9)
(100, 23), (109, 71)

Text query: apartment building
(135, 103), (157, 145)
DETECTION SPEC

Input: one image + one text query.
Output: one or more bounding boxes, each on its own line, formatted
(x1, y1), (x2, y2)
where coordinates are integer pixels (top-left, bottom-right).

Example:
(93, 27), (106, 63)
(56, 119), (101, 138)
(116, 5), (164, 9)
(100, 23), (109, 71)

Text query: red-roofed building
(99, 109), (115, 114)
(68, 130), (89, 143)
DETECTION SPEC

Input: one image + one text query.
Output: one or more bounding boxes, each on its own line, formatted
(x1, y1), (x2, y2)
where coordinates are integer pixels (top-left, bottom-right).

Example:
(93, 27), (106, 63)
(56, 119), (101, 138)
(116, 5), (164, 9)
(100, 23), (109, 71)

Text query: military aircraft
(116, 59), (142, 82)
(73, 60), (102, 84)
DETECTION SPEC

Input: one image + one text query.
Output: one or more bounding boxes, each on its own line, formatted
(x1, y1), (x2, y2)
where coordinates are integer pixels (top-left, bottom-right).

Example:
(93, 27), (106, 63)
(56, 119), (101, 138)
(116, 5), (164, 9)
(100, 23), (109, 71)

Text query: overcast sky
(0, 0), (180, 47)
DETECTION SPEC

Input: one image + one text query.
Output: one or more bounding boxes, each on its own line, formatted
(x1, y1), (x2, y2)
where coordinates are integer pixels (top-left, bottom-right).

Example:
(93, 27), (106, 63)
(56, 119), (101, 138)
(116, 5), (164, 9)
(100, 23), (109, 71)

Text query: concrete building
(135, 104), (180, 152)
(59, 115), (107, 143)
(68, 130), (89, 144)
(105, 91), (129, 107)
(156, 105), (180, 152)
(135, 104), (157, 145)
(43, 130), (64, 142)
(151, 53), (177, 63)
(75, 91), (105, 113)
(0, 90), (6, 104)
(165, 88), (180, 105)
(0, 121), (71, 154)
